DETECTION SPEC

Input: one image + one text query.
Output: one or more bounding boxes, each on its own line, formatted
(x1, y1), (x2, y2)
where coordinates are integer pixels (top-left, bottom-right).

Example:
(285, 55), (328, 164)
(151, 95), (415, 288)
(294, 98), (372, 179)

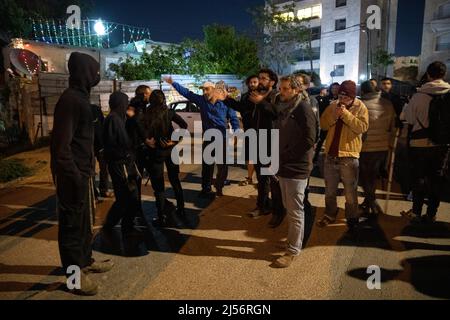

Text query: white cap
(200, 81), (215, 89)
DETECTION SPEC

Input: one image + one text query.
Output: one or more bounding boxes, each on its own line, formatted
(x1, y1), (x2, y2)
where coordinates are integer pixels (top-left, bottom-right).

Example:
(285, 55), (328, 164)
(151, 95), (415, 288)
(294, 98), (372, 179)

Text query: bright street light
(94, 20), (106, 36)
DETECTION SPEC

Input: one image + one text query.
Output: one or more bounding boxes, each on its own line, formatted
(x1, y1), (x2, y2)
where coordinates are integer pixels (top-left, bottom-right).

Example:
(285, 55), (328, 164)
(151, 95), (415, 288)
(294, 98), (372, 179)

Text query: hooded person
(50, 52), (113, 296)
(400, 61), (450, 223)
(102, 91), (142, 235)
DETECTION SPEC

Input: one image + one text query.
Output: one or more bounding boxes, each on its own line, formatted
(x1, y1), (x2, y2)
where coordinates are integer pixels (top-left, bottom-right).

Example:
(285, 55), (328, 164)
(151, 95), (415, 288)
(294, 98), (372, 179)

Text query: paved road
(0, 152), (450, 300)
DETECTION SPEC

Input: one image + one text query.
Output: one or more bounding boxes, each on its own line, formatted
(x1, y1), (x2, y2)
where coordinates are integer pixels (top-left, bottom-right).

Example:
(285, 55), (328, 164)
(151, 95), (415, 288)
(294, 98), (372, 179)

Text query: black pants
(95, 151), (109, 195)
(313, 130), (328, 164)
(202, 140), (228, 192)
(56, 175), (93, 270)
(254, 163), (284, 216)
(104, 161), (140, 231)
(359, 151), (388, 205)
(147, 149), (184, 218)
(410, 146), (448, 217)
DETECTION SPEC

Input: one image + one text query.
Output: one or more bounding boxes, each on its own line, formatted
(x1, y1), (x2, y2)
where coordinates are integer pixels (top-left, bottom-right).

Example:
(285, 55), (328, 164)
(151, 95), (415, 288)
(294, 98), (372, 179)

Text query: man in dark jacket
(103, 92), (141, 236)
(256, 75), (317, 268)
(50, 52), (113, 296)
(223, 69), (285, 226)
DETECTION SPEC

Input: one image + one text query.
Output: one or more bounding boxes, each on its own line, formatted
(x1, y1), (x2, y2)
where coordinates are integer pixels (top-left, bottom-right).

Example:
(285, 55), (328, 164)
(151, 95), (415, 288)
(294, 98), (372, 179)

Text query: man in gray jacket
(359, 81), (396, 217)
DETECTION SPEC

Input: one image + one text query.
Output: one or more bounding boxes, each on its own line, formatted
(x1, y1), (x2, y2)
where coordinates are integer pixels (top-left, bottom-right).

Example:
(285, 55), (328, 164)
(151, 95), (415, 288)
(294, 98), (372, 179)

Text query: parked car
(170, 100), (243, 134)
(169, 100), (202, 132)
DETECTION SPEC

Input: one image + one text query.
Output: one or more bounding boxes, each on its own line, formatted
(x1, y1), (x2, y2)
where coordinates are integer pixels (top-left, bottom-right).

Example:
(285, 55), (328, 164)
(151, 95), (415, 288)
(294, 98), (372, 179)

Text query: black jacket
(103, 92), (133, 163)
(262, 96), (318, 179)
(235, 92), (256, 130)
(50, 52), (100, 183)
(91, 104), (105, 154)
(143, 107), (188, 149)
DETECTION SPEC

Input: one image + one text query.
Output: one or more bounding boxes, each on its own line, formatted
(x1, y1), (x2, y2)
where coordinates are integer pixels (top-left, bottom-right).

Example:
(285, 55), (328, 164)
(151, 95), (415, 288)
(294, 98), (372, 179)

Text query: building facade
(419, 0), (450, 81)
(273, 0), (398, 84)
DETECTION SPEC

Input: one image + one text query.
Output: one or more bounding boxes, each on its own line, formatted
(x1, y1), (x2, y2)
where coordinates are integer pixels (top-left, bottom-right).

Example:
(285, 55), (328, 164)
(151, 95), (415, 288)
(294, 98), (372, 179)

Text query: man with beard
(220, 69), (285, 227)
(238, 75), (259, 187)
(51, 52), (113, 296)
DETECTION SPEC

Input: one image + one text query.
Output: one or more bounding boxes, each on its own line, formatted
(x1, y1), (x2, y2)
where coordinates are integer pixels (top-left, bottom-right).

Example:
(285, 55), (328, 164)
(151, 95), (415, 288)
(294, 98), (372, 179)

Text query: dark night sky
(92, 0), (425, 56)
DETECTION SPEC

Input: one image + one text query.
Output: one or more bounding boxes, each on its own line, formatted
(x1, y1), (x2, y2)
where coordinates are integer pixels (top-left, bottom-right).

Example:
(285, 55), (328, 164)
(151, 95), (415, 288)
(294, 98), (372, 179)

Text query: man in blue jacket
(163, 76), (240, 198)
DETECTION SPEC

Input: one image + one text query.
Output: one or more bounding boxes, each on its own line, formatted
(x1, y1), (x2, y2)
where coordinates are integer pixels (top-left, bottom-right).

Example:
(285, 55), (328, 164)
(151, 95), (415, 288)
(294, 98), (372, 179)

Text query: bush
(0, 159), (33, 183)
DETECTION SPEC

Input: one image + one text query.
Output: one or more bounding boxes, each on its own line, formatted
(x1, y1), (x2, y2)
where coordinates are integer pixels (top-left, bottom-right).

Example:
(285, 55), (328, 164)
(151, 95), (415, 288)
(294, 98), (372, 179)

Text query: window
(311, 26), (321, 40)
(336, 0), (347, 8)
(436, 33), (450, 51)
(335, 18), (346, 31)
(437, 2), (450, 19)
(173, 102), (189, 112)
(333, 65), (345, 77)
(293, 47), (321, 62)
(297, 4), (322, 20)
(334, 42), (346, 54)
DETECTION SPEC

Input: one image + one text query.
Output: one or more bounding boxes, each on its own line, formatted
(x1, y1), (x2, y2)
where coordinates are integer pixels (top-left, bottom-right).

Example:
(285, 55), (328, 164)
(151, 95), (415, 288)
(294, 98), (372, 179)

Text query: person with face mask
(142, 90), (188, 227)
(317, 80), (369, 236)
(102, 92), (142, 237)
(51, 52), (113, 296)
(163, 76), (240, 198)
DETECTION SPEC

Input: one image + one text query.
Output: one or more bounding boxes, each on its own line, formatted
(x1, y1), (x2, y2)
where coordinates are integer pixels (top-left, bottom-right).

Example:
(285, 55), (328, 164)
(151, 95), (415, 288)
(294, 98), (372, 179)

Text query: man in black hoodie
(103, 91), (141, 235)
(51, 52), (113, 296)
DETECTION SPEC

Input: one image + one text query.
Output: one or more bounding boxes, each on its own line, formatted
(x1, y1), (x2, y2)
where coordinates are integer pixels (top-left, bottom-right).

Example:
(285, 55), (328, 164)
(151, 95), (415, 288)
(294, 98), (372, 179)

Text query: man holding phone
(316, 81), (369, 236)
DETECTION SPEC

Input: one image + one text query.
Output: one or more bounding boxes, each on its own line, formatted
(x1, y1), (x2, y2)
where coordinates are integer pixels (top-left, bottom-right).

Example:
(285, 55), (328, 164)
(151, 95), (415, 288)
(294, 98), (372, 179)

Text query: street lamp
(94, 20), (106, 36)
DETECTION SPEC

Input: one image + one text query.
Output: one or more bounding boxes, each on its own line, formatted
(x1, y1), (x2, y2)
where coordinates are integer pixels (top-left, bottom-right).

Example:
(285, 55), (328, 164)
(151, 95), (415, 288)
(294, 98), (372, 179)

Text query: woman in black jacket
(143, 90), (188, 227)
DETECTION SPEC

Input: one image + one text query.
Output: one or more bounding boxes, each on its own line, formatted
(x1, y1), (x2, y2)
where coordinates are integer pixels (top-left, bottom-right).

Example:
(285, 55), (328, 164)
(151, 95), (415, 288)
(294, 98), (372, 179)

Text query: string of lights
(30, 19), (151, 49)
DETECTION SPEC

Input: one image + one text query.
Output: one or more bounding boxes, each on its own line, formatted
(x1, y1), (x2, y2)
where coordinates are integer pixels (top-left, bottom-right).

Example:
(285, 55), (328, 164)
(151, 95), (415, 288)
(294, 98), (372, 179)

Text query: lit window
(297, 5), (322, 20)
(312, 5), (322, 18)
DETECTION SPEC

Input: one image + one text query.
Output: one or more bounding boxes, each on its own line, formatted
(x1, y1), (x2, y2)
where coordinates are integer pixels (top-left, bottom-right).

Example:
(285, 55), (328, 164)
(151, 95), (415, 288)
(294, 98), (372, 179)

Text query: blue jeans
(279, 177), (308, 256)
(324, 156), (360, 221)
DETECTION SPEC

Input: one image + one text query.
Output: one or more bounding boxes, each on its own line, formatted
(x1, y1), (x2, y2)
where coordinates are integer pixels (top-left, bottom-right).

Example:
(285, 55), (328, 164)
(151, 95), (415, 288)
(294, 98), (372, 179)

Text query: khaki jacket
(320, 98), (369, 158)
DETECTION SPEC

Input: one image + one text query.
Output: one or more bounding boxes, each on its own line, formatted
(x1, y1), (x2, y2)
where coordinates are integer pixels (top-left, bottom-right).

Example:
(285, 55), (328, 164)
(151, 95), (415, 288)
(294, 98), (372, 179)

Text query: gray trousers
(279, 176), (308, 256)
(324, 156), (360, 221)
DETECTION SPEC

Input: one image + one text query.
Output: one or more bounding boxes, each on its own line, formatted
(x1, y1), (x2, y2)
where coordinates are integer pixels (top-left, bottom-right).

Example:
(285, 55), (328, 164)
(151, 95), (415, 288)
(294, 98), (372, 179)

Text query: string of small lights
(30, 19), (151, 49)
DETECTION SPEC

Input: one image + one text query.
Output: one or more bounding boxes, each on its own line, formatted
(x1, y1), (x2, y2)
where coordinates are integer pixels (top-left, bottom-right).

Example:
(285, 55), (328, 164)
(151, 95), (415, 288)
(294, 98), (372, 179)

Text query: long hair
(143, 90), (170, 139)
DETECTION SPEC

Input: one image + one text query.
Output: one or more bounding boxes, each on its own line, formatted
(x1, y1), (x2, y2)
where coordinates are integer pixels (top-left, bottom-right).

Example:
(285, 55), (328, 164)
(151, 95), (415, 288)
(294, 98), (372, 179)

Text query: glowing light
(94, 20), (106, 36)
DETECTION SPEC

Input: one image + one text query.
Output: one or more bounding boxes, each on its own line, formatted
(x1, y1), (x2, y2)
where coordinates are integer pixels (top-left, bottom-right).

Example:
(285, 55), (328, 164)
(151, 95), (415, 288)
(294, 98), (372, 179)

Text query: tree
(373, 48), (395, 77)
(110, 24), (260, 80)
(250, 0), (311, 74)
(202, 24), (260, 77)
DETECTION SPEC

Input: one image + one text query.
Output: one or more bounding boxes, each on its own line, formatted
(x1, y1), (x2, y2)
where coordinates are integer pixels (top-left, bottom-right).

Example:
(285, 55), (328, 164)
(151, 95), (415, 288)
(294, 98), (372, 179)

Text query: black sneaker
(422, 214), (437, 224)
(199, 190), (216, 199)
(269, 213), (286, 228)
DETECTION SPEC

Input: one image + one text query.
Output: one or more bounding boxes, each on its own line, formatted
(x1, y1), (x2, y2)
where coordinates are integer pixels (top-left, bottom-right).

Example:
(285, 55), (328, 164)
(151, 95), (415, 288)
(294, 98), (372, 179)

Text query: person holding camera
(142, 90), (188, 227)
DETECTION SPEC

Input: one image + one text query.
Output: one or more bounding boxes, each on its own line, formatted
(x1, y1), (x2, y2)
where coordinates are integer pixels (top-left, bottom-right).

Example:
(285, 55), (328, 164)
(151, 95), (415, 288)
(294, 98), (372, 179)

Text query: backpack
(428, 92), (450, 145)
